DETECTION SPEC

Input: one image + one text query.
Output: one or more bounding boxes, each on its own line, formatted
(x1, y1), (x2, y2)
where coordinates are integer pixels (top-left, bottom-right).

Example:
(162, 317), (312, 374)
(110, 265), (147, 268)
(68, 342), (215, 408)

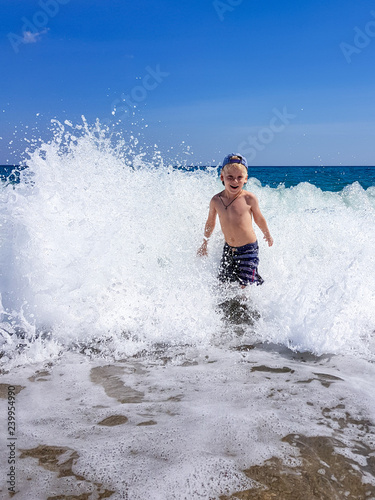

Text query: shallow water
(1, 345), (375, 499)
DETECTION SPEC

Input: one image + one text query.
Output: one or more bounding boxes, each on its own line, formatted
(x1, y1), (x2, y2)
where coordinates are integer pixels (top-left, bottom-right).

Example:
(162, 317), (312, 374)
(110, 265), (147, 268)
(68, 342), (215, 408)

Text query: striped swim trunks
(218, 241), (264, 286)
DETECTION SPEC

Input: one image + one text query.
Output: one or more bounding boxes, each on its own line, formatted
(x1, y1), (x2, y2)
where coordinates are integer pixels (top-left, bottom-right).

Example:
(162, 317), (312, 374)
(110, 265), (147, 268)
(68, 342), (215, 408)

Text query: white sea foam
(1, 119), (375, 366)
(3, 348), (375, 499)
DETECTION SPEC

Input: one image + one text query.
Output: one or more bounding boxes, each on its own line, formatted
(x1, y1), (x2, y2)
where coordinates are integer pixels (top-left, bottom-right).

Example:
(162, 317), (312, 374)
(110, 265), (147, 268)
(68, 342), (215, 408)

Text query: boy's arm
(251, 195), (273, 247)
(197, 199), (217, 257)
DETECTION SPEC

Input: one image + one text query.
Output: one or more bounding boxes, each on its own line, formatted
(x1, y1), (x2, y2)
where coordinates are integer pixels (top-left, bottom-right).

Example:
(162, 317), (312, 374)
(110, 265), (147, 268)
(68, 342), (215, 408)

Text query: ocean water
(1, 120), (375, 499)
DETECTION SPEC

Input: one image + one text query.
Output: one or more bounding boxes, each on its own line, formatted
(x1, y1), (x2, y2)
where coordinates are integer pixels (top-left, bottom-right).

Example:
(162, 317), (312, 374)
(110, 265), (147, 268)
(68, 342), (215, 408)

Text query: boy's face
(220, 164), (248, 194)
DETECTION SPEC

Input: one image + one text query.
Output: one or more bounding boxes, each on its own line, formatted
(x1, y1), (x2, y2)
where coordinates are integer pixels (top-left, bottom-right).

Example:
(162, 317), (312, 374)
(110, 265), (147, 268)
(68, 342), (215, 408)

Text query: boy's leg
(218, 244), (239, 283)
(233, 242), (264, 286)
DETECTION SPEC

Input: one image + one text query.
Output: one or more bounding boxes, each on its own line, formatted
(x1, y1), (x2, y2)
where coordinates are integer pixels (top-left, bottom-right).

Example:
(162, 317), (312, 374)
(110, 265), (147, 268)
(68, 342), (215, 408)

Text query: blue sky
(1, 0), (375, 165)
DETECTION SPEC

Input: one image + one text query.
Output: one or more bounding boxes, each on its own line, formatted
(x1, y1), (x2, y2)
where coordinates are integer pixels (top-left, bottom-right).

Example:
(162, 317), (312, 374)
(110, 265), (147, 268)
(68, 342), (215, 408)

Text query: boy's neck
(223, 188), (243, 199)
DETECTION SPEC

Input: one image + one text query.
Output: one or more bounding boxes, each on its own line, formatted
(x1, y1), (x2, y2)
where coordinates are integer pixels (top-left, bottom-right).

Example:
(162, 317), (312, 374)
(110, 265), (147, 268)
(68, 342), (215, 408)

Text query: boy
(197, 153), (273, 287)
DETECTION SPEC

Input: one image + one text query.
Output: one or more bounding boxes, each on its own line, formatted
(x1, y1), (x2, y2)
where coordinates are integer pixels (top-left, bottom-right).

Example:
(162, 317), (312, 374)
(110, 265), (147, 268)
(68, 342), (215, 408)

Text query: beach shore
(1, 342), (375, 499)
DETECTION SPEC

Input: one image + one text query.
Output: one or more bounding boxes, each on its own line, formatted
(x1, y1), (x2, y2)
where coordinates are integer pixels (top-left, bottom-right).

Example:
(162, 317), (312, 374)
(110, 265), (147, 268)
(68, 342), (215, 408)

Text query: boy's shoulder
(242, 190), (259, 207)
(242, 189), (257, 199)
(212, 190), (224, 199)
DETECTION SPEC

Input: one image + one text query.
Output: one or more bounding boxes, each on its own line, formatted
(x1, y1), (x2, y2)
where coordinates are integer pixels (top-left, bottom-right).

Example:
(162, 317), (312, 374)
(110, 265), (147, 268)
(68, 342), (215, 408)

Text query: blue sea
(1, 123), (375, 499)
(3, 163), (375, 191)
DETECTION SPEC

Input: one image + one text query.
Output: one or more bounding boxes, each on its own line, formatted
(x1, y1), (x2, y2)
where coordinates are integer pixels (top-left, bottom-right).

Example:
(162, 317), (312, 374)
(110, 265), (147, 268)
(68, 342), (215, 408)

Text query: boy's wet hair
(221, 161), (248, 174)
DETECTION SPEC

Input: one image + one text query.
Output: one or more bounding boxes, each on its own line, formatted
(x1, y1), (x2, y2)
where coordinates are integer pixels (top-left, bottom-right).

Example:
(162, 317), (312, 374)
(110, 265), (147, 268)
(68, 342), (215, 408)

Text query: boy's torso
(213, 190), (257, 247)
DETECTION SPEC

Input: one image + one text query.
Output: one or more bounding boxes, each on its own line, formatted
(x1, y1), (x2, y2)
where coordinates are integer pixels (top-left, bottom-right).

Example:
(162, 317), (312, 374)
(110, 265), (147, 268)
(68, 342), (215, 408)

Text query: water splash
(1, 119), (375, 366)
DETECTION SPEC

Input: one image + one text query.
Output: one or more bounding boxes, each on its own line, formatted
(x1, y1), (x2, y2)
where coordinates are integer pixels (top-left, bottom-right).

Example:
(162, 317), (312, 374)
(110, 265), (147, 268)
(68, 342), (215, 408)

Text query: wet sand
(1, 342), (375, 499)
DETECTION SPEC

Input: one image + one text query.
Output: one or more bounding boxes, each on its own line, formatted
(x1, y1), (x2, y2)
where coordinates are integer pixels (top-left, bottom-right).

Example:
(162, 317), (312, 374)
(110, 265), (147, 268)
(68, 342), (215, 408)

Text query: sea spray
(254, 181), (375, 355)
(0, 119), (222, 363)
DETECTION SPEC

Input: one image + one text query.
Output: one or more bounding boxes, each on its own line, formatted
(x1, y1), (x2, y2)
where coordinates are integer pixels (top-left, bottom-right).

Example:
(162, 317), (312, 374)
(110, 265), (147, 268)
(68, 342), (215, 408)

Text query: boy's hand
(264, 234), (273, 247)
(197, 242), (208, 257)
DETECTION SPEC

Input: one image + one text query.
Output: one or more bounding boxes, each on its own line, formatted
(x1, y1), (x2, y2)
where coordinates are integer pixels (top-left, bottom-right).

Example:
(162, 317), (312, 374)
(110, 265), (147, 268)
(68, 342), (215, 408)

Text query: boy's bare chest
(216, 199), (252, 221)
